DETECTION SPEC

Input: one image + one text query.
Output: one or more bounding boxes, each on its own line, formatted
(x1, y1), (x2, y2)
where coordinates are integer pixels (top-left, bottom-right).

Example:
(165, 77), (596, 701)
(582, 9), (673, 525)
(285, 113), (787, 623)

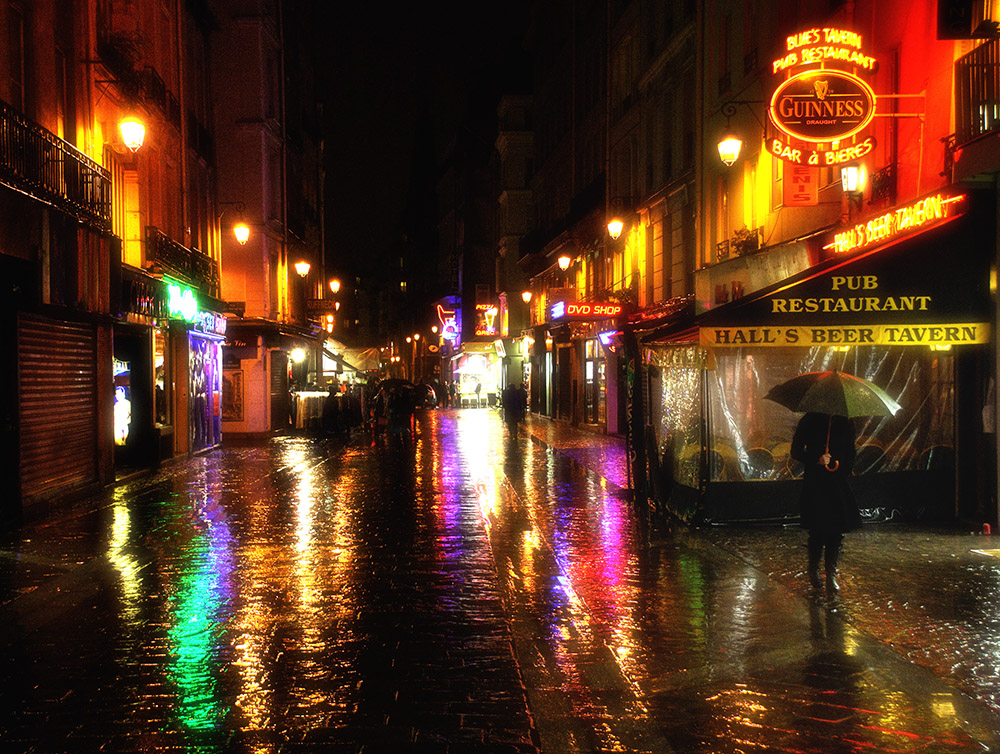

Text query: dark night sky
(321, 3), (532, 275)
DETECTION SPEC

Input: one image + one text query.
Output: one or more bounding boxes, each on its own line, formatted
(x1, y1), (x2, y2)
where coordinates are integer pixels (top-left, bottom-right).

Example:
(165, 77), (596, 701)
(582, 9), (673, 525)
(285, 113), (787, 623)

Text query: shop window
(154, 329), (171, 426)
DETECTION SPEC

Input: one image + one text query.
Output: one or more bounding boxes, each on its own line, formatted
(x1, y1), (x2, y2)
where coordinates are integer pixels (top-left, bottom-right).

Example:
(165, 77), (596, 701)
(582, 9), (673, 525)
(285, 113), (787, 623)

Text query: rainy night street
(4, 408), (1000, 753)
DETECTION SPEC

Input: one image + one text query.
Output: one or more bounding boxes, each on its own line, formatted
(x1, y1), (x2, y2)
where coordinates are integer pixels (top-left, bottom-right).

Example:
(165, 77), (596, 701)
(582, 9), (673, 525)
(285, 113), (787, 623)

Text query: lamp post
(716, 100), (766, 167)
(219, 201), (250, 245)
(412, 333), (422, 382)
(294, 260), (312, 327)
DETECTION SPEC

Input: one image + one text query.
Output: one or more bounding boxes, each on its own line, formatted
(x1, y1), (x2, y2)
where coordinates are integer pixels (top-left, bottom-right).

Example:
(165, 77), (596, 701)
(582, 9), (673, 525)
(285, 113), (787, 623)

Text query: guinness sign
(766, 27), (877, 166)
(770, 70), (875, 142)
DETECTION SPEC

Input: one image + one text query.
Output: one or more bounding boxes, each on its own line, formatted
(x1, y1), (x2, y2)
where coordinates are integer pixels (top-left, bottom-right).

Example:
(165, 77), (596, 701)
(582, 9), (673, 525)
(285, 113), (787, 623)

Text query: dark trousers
(807, 532), (843, 571)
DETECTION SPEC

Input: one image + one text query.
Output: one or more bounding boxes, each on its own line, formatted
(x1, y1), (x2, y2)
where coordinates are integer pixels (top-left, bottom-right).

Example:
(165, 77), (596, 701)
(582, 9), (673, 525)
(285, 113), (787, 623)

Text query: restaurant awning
(690, 201), (990, 350)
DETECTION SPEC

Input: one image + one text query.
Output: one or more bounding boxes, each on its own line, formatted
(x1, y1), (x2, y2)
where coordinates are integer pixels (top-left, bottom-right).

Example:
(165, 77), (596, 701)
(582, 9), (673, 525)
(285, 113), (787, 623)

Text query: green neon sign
(167, 281), (199, 322)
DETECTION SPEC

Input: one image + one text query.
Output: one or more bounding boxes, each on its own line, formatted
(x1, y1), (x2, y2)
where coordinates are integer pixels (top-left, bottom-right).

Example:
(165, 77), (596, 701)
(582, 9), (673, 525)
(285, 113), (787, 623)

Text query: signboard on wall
(783, 162), (819, 206)
(698, 198), (991, 346)
(549, 301), (623, 321)
(767, 27), (878, 167)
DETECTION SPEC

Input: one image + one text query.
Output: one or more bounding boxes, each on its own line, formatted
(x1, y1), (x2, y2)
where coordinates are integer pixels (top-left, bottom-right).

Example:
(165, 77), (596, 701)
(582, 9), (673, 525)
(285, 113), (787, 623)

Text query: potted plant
(732, 226), (760, 256)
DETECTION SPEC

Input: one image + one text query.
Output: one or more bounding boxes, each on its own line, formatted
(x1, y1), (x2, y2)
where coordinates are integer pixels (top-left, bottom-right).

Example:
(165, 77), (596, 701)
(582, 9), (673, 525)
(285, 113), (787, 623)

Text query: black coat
(790, 412), (861, 534)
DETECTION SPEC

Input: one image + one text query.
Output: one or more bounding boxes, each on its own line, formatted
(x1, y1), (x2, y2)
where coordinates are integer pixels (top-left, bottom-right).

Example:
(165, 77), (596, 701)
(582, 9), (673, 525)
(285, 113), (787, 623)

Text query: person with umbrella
(767, 370), (901, 592)
(790, 411), (859, 592)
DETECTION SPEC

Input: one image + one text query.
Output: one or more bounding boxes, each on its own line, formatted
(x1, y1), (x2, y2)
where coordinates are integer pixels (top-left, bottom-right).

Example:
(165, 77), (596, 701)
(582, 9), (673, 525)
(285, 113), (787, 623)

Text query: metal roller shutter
(18, 315), (98, 500)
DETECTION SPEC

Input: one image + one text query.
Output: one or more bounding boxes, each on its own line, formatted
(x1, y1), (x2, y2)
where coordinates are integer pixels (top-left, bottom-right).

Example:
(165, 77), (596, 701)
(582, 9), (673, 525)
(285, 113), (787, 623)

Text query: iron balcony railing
(955, 36), (1000, 146)
(0, 99), (111, 228)
(146, 226), (219, 295)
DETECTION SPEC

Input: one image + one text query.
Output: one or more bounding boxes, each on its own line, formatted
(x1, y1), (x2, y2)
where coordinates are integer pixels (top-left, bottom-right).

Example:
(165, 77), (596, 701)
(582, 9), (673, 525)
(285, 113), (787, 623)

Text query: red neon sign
(550, 301), (623, 320)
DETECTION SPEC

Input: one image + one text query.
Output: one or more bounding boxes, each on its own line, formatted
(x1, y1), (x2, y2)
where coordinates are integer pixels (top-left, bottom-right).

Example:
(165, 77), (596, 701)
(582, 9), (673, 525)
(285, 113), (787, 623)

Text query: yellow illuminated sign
(767, 28), (877, 166)
(767, 136), (875, 167)
(701, 323), (990, 348)
(826, 193), (966, 254)
(773, 27), (877, 74)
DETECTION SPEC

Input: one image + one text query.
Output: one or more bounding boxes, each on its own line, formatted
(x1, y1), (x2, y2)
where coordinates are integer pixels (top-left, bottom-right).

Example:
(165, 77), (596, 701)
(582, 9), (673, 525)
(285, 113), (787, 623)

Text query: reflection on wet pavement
(0, 408), (998, 753)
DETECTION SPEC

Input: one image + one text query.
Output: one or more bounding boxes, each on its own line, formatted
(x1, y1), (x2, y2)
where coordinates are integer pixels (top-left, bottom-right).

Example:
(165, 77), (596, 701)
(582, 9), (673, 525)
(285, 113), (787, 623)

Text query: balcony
(0, 99), (111, 228)
(955, 37), (1000, 146)
(145, 226), (219, 295)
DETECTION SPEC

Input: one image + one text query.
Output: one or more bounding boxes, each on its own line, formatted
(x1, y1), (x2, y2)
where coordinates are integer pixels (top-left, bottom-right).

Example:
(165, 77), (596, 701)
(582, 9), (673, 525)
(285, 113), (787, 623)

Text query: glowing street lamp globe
(233, 222), (250, 245)
(119, 117), (146, 152)
(718, 134), (743, 166)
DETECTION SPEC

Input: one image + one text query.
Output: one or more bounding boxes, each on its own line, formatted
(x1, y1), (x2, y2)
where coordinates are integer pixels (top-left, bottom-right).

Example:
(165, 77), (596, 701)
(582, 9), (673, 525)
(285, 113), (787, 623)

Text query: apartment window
(399, 281), (407, 293)
(771, 156), (783, 210)
(8, 5), (23, 111)
(718, 14), (732, 95)
(55, 48), (68, 139)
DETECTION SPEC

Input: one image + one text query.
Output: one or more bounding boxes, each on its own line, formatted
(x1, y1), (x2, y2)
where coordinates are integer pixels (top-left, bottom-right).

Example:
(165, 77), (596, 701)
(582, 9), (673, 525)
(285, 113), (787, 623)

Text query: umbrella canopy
(764, 370), (902, 418)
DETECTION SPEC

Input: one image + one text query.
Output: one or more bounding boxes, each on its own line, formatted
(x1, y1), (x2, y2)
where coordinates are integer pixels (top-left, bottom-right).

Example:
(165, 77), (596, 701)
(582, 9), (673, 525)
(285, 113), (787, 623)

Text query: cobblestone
(0, 408), (998, 752)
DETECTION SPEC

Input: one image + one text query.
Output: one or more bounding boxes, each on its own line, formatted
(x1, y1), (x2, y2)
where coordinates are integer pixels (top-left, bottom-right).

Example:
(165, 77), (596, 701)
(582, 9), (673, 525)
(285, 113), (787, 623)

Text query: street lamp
(119, 116), (146, 152)
(233, 222), (250, 245)
(717, 133), (743, 166)
(219, 200), (250, 244)
(294, 260), (311, 277)
(558, 255), (571, 271)
(840, 163), (866, 193)
(521, 290), (532, 303)
(716, 100), (765, 166)
(329, 278), (341, 294)
(607, 218), (624, 240)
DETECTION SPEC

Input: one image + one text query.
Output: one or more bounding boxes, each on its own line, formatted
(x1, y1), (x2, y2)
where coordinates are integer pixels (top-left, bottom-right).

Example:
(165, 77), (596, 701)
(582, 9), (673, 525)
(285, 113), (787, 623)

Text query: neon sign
(767, 28), (878, 166)
(773, 28), (877, 74)
(825, 193), (966, 255)
(549, 301), (623, 321)
(436, 303), (459, 341)
(770, 70), (875, 143)
(167, 281), (199, 322)
(474, 303), (498, 336)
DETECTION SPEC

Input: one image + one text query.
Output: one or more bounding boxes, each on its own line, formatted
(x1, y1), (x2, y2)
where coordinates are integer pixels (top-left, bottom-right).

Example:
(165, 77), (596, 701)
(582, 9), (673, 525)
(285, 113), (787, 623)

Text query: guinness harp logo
(814, 79), (829, 100)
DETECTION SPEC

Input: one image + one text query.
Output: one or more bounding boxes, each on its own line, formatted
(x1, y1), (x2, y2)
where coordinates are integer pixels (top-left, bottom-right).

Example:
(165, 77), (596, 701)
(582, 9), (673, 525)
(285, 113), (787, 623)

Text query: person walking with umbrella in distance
(766, 370), (902, 593)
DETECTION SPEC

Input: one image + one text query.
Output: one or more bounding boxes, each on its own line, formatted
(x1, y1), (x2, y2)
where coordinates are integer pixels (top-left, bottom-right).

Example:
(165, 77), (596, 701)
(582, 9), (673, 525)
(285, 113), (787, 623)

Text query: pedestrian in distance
(321, 382), (341, 437)
(790, 411), (861, 592)
(474, 381), (482, 407)
(501, 381), (527, 437)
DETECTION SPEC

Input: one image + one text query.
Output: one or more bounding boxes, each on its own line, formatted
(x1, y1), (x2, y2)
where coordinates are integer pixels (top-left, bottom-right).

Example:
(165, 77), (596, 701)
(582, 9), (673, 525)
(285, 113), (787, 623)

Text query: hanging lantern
(233, 222), (250, 245)
(717, 134), (743, 166)
(119, 117), (146, 152)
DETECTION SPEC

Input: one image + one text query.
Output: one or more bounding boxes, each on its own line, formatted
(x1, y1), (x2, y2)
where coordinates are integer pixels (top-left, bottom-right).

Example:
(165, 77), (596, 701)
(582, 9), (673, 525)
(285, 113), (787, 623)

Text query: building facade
(0, 0), (225, 521)
(515, 0), (1000, 528)
(211, 0), (328, 438)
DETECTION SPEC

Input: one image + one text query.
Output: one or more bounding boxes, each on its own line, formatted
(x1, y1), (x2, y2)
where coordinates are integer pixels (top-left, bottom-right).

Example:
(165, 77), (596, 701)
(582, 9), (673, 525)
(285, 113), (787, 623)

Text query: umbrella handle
(824, 413), (839, 471)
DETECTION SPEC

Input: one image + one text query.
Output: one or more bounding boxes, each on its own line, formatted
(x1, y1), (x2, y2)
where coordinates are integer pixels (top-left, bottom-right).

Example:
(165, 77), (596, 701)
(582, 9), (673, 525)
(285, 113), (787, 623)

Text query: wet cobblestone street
(2, 408), (1000, 752)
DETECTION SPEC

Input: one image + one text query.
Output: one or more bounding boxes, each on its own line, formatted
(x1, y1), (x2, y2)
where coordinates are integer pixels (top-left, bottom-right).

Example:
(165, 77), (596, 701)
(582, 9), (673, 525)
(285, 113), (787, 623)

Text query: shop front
(450, 342), (498, 407)
(115, 266), (172, 471)
(222, 320), (323, 438)
(164, 277), (226, 455)
(645, 189), (994, 525)
(545, 299), (623, 427)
